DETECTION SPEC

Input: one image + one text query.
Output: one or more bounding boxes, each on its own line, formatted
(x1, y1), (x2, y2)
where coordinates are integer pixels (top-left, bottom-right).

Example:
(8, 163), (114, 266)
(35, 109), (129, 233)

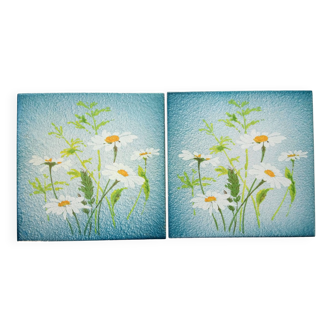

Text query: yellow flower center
(205, 196), (217, 202)
(264, 170), (275, 177)
(57, 162), (62, 164)
(139, 152), (152, 156)
(254, 135), (268, 143)
(105, 135), (120, 144)
(118, 169), (129, 177)
(194, 154), (202, 158)
(58, 200), (70, 207)
(206, 158), (210, 161)
(45, 158), (53, 162)
(287, 154), (296, 158)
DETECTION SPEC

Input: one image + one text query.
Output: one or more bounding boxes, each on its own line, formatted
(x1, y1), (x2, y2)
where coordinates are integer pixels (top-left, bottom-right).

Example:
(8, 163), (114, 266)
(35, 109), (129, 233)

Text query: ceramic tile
(17, 93), (166, 241)
(168, 91), (315, 237)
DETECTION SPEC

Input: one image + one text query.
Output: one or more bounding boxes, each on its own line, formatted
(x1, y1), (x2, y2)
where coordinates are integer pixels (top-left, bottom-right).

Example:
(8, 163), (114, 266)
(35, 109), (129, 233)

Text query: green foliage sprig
(177, 170), (215, 192)
(219, 100), (263, 134)
(225, 168), (241, 212)
(78, 171), (95, 214)
(68, 101), (113, 134)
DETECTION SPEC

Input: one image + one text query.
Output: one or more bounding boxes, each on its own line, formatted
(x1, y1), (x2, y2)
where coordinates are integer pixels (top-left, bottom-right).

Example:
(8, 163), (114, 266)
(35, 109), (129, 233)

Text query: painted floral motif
(177, 99), (308, 234)
(278, 150), (308, 162)
(28, 101), (159, 236)
(131, 148), (160, 161)
(237, 130), (286, 151)
(249, 163), (291, 189)
(45, 195), (88, 219)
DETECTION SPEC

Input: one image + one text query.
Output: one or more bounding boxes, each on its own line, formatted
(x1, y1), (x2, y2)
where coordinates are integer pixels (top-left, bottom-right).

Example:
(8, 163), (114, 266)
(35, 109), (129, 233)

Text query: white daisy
(278, 150), (308, 162)
(178, 150), (219, 168)
(131, 148), (160, 161)
(191, 190), (235, 215)
(29, 155), (72, 172)
(102, 163), (145, 188)
(44, 195), (89, 220)
(237, 129), (286, 151)
(249, 163), (291, 189)
(88, 130), (137, 151)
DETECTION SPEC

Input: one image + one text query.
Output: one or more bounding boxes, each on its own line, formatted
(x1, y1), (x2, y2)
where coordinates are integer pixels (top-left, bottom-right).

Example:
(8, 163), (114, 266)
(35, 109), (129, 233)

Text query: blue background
(17, 93), (166, 241)
(168, 91), (315, 237)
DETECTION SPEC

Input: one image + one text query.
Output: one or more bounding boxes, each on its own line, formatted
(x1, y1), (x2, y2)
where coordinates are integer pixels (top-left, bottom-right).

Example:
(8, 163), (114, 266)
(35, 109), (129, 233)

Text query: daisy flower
(249, 163), (291, 189)
(131, 148), (160, 161)
(88, 130), (137, 151)
(29, 156), (72, 172)
(237, 129), (286, 151)
(278, 150), (308, 162)
(178, 150), (219, 168)
(191, 190), (235, 215)
(44, 195), (88, 219)
(102, 163), (145, 188)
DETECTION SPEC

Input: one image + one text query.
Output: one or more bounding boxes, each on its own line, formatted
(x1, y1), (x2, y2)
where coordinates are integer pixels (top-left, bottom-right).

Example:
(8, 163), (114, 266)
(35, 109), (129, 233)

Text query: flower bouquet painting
(168, 91), (314, 237)
(17, 93), (166, 241)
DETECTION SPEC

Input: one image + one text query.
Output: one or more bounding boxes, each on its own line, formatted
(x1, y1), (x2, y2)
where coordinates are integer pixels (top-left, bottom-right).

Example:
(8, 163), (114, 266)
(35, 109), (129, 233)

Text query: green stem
(127, 186), (143, 220)
(212, 213), (219, 230)
(272, 188), (289, 220)
(60, 134), (113, 214)
(94, 150), (102, 234)
(272, 160), (295, 220)
(192, 187), (196, 215)
(197, 161), (205, 195)
(73, 212), (81, 235)
(66, 218), (74, 235)
(229, 180), (265, 233)
(218, 207), (226, 232)
(113, 144), (118, 163)
(84, 180), (119, 235)
(49, 165), (58, 199)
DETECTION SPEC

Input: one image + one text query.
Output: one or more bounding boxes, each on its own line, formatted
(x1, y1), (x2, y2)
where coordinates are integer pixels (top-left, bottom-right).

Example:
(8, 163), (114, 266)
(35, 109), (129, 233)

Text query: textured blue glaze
(168, 91), (315, 238)
(18, 93), (166, 241)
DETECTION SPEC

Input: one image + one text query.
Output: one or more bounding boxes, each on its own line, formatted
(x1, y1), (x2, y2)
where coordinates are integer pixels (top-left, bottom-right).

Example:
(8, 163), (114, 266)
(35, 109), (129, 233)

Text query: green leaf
(77, 101), (89, 109)
(90, 102), (98, 109)
(256, 188), (273, 216)
(201, 177), (216, 182)
(225, 168), (240, 199)
(68, 169), (81, 180)
(215, 166), (228, 177)
(138, 165), (145, 177)
(142, 178), (150, 202)
(96, 120), (110, 131)
(48, 123), (63, 138)
(246, 120), (260, 130)
(60, 138), (84, 157)
(210, 144), (229, 154)
(285, 167), (296, 203)
(241, 101), (249, 108)
(243, 107), (262, 116)
(82, 208), (90, 215)
(230, 156), (240, 163)
(54, 181), (69, 186)
(82, 158), (92, 167)
(78, 171), (94, 205)
(178, 185), (189, 189)
(110, 187), (127, 207)
(228, 99), (240, 108)
(91, 107), (111, 117)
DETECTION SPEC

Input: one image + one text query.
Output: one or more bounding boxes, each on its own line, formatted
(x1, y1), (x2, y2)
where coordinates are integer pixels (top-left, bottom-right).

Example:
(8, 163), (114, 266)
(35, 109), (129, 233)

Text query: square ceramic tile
(17, 93), (166, 241)
(168, 91), (315, 237)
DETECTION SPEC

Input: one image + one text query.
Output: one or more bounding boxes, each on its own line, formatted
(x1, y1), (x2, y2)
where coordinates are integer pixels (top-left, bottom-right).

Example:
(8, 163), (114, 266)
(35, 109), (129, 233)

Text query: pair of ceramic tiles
(17, 91), (315, 241)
